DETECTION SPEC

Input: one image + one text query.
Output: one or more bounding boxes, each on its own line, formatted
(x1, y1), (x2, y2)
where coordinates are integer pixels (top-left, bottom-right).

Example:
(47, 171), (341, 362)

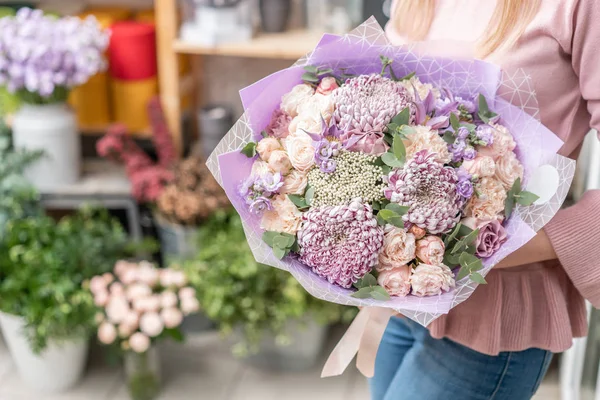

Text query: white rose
(410, 263), (455, 297)
(256, 137), (283, 162)
(267, 150), (292, 175)
(297, 93), (335, 121)
(280, 84), (315, 117)
(281, 170), (308, 195)
(285, 133), (315, 172)
(260, 194), (303, 235)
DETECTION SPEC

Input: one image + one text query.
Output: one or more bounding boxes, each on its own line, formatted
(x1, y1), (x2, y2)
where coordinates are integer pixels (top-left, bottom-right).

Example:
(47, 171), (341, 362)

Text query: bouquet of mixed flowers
(208, 19), (575, 375)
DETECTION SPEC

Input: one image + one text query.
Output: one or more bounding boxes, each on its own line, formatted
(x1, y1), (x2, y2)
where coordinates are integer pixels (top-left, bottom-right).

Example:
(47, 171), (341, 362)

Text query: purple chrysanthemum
(383, 150), (462, 234)
(298, 199), (384, 288)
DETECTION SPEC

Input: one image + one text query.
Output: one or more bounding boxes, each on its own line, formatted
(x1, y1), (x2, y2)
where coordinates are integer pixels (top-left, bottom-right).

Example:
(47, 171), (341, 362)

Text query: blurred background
(0, 1), (598, 399)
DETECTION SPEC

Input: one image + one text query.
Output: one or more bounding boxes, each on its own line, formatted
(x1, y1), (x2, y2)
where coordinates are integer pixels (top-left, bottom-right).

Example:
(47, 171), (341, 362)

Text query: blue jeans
(370, 317), (553, 400)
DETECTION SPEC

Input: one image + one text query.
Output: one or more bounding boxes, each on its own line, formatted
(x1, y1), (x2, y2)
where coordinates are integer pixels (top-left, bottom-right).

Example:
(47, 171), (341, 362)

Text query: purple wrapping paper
(208, 18), (576, 327)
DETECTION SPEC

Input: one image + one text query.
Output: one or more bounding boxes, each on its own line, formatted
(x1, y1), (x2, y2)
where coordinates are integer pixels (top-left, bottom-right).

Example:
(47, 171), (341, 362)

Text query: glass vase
(124, 347), (161, 400)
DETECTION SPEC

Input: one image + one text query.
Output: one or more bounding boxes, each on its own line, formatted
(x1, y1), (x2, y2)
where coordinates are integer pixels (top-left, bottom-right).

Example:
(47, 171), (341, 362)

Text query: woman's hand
(494, 229), (557, 269)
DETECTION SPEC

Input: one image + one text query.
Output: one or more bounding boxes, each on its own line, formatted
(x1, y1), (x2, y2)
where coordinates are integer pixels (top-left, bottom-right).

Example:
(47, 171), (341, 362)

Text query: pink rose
(285, 133), (315, 172)
(494, 151), (523, 190)
(474, 219), (508, 258)
(266, 109), (292, 139)
(98, 322), (117, 345)
(267, 150), (292, 175)
(129, 332), (150, 353)
(90, 276), (107, 296)
(135, 295), (161, 313)
(316, 77), (339, 96)
(161, 308), (184, 329)
(261, 194), (303, 235)
(118, 323), (135, 338)
(170, 271), (188, 288)
(161, 291), (179, 308)
(378, 227), (416, 271)
(102, 273), (114, 285)
(123, 311), (140, 330)
(159, 269), (187, 288)
(377, 265), (412, 297)
(461, 156), (496, 178)
(114, 260), (135, 280)
(126, 283), (152, 301)
(139, 312), (164, 337)
(137, 262), (159, 287)
(94, 291), (109, 307)
(465, 177), (507, 220)
(120, 268), (138, 285)
(256, 137), (283, 162)
(404, 126), (451, 164)
(415, 236), (445, 266)
(251, 160), (272, 176)
(181, 297), (200, 316)
(178, 287), (196, 300)
(110, 282), (125, 296)
(106, 296), (130, 324)
(280, 84), (314, 117)
(408, 225), (426, 240)
(280, 170), (308, 195)
(477, 123), (516, 160)
(410, 263), (455, 297)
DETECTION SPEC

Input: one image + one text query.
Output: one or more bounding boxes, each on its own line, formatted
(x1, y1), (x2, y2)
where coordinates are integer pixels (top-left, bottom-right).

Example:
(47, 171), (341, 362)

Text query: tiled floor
(0, 330), (560, 400)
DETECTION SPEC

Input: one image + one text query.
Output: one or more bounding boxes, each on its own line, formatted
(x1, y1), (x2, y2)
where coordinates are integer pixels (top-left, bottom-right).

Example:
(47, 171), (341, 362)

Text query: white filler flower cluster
(308, 150), (383, 207)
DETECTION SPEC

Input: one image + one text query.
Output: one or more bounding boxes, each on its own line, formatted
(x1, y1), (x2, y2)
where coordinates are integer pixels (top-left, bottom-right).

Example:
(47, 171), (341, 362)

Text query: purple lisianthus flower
(249, 197), (272, 214)
(456, 126), (470, 140)
(316, 141), (333, 159)
(463, 146), (477, 161)
(319, 158), (337, 173)
(456, 168), (474, 199)
(449, 139), (466, 163)
(475, 124), (495, 146)
(260, 172), (284, 193)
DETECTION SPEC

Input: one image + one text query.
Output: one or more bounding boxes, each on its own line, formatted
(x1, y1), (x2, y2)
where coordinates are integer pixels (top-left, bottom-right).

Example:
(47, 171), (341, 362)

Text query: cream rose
(410, 263), (455, 297)
(403, 125), (451, 164)
(256, 137), (283, 162)
(285, 133), (315, 172)
(377, 227), (416, 271)
(477, 123), (516, 160)
(495, 151), (523, 190)
(261, 194), (303, 235)
(267, 150), (292, 175)
(281, 169), (308, 195)
(297, 93), (335, 121)
(409, 225), (426, 240)
(466, 177), (507, 220)
(461, 156), (496, 178)
(251, 160), (272, 176)
(316, 76), (339, 96)
(288, 115), (323, 136)
(378, 265), (412, 297)
(415, 236), (445, 266)
(280, 84), (315, 117)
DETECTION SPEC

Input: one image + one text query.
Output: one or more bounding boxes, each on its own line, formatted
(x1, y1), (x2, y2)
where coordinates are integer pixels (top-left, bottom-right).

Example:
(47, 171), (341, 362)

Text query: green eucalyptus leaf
(452, 229), (479, 254)
(303, 65), (318, 73)
(304, 186), (315, 206)
(262, 231), (279, 247)
(273, 235), (289, 249)
(470, 272), (487, 284)
(317, 68), (333, 76)
(370, 286), (391, 301)
(272, 246), (287, 260)
(399, 71), (416, 81)
(260, 131), (268, 138)
(354, 273), (377, 289)
(382, 165), (392, 175)
(458, 252), (483, 272)
(351, 287), (374, 299)
(381, 152), (404, 168)
(443, 251), (461, 267)
(385, 203), (410, 216)
(450, 113), (460, 131)
(456, 266), (471, 280)
(302, 72), (319, 83)
(240, 142), (257, 158)
(392, 135), (406, 163)
(442, 131), (456, 145)
(511, 177), (522, 194)
(462, 123), (476, 132)
(444, 223), (463, 247)
(287, 194), (308, 210)
(478, 94), (490, 114)
(391, 107), (411, 127)
(376, 213), (387, 226)
(516, 191), (539, 206)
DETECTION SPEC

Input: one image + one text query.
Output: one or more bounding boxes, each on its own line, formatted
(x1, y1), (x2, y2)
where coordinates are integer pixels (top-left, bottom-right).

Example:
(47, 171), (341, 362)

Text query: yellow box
(111, 77), (158, 133)
(69, 72), (112, 127)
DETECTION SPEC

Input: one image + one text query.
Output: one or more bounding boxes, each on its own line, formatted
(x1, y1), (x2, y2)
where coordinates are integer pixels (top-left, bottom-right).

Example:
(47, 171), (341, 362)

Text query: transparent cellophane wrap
(207, 18), (576, 327)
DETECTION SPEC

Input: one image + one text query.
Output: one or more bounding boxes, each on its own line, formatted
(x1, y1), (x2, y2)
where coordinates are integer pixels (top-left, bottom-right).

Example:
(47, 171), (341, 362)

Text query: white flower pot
(12, 103), (80, 190)
(0, 312), (89, 393)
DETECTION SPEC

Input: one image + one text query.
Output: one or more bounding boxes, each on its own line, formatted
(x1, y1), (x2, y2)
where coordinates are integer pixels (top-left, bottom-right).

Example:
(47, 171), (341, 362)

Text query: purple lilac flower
(456, 127), (470, 140)
(239, 172), (283, 215)
(449, 139), (466, 163)
(475, 124), (495, 146)
(260, 172), (284, 193)
(249, 197), (272, 214)
(456, 168), (474, 200)
(0, 8), (109, 101)
(463, 146), (477, 161)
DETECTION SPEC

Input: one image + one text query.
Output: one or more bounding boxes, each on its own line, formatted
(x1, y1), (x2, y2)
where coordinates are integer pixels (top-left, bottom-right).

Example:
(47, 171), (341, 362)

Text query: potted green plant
(182, 210), (357, 370)
(0, 208), (132, 393)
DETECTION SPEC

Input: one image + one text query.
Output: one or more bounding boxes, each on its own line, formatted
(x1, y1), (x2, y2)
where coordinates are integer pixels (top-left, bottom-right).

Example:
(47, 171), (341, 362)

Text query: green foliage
(302, 65), (335, 85)
(505, 177), (540, 218)
(477, 94), (498, 124)
(351, 273), (390, 301)
(0, 208), (132, 353)
(0, 120), (44, 238)
(240, 142), (257, 158)
(181, 210), (357, 356)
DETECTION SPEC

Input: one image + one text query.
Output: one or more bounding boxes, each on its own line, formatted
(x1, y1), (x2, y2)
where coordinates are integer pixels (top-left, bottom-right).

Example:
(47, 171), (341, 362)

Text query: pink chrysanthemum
(383, 150), (461, 234)
(298, 199), (384, 288)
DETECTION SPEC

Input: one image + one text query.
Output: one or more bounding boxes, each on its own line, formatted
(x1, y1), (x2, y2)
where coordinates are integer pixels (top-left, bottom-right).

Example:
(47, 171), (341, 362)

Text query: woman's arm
(495, 229), (556, 269)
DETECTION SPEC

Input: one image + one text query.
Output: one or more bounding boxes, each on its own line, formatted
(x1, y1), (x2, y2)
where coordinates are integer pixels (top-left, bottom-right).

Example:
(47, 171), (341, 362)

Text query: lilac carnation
(475, 124), (495, 146)
(383, 150), (461, 234)
(298, 199), (384, 288)
(463, 146), (477, 161)
(239, 172), (283, 215)
(249, 197), (272, 214)
(456, 127), (470, 140)
(456, 168), (474, 200)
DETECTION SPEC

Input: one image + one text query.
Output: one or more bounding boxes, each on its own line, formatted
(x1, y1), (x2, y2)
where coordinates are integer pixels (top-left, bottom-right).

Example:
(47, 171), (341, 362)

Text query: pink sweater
(386, 0), (600, 355)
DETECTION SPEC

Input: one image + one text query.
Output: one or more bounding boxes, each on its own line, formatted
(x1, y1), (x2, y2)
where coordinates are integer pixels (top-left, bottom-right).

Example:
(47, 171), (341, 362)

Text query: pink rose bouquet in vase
(207, 19), (576, 377)
(88, 261), (198, 400)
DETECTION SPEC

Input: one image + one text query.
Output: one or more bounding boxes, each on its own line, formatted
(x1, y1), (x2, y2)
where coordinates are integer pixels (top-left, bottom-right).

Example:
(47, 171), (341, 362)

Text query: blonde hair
(391, 0), (541, 58)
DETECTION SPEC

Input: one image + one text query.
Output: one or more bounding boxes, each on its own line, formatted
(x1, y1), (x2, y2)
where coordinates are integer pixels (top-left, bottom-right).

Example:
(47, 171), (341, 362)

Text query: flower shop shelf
(172, 29), (323, 59)
(79, 124), (153, 139)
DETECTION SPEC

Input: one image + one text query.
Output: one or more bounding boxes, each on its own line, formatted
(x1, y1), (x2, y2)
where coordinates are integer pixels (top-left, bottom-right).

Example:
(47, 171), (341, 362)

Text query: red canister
(108, 21), (157, 81)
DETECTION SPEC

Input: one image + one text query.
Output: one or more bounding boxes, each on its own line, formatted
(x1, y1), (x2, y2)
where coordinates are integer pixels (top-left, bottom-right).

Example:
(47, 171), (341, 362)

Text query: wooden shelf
(79, 124), (153, 139)
(173, 29), (323, 60)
